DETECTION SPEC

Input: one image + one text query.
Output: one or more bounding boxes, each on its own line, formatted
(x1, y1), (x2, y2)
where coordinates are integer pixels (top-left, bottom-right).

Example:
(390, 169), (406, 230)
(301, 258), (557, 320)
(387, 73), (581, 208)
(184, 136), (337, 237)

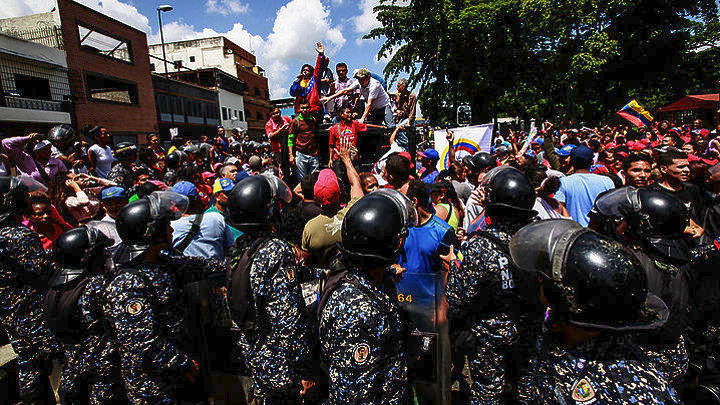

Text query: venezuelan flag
(617, 100), (654, 128)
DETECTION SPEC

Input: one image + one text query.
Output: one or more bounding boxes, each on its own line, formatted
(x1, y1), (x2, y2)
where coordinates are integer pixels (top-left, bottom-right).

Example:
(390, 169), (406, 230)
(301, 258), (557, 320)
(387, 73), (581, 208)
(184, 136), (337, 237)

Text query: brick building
(148, 36), (270, 137)
(57, 0), (157, 143)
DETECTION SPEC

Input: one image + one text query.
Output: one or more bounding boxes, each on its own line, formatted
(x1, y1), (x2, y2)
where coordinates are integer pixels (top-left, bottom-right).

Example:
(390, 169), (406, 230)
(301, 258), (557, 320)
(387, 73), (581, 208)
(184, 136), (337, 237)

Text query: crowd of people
(2, 41), (720, 404)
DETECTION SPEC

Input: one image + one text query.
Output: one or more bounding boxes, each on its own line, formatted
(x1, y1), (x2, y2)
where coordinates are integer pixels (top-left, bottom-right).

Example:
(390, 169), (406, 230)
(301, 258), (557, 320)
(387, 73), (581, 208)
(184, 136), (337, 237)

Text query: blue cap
(569, 145), (594, 162)
(171, 181), (199, 198)
(532, 137), (544, 146)
(556, 144), (576, 156)
(101, 186), (126, 200)
(213, 178), (235, 194)
(235, 171), (250, 183)
(421, 148), (440, 161)
(523, 149), (536, 158)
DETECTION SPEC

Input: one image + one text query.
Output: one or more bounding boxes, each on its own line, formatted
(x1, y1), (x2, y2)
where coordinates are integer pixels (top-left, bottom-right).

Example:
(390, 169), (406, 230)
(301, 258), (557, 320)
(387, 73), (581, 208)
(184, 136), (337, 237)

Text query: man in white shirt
(322, 68), (394, 129)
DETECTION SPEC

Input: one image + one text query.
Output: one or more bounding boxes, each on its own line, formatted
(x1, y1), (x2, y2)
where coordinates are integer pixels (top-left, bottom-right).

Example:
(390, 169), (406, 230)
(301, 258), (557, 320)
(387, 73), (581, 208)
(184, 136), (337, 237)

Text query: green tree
(370, 0), (720, 125)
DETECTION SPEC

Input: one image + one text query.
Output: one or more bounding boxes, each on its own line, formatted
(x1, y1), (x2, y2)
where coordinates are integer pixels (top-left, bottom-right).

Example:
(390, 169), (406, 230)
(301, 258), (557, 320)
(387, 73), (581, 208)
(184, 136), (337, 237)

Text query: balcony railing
(1, 26), (64, 50)
(0, 95), (72, 113)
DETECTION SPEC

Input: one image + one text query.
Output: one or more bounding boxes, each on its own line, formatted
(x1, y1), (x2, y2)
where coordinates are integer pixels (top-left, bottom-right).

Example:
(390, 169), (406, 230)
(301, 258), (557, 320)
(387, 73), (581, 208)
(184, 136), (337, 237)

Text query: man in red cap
(302, 138), (364, 264)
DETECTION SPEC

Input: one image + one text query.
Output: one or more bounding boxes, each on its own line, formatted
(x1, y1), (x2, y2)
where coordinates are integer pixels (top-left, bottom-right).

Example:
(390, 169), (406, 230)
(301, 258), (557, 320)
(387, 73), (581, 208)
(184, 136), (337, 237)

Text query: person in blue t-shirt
(555, 145), (615, 226)
(398, 180), (457, 304)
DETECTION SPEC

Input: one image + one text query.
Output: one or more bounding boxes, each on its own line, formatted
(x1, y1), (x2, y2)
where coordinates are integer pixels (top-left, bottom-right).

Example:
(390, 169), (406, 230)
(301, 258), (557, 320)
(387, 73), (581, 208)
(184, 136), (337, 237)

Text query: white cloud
(1, 0), (150, 32)
(76, 0), (150, 32)
(0, 0), (55, 19)
(352, 0), (381, 39)
(262, 0), (345, 97)
(205, 0), (250, 16)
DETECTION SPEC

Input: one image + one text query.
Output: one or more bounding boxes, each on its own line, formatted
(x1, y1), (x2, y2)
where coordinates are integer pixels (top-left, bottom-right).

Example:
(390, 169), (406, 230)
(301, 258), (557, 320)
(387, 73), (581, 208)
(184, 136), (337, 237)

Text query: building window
(222, 107), (228, 120)
(256, 111), (263, 120)
(189, 56), (196, 62)
(239, 110), (245, 121)
(85, 72), (138, 105)
(254, 87), (261, 96)
(77, 23), (132, 63)
(14, 75), (51, 99)
(150, 63), (155, 71)
(173, 60), (183, 70)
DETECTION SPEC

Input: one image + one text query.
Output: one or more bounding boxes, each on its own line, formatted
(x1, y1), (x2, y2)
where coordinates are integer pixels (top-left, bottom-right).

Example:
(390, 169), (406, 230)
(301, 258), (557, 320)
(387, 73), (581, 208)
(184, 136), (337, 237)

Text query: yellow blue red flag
(617, 100), (654, 128)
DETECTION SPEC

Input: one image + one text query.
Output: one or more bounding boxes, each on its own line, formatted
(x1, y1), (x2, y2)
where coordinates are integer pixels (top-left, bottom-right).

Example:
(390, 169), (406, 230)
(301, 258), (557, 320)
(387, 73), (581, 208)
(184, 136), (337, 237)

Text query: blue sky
(3, 0), (399, 98)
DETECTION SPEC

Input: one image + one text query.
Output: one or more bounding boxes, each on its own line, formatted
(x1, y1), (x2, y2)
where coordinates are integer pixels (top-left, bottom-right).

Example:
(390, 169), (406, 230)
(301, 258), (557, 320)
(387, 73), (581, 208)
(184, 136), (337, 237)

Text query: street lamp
(157, 5), (173, 75)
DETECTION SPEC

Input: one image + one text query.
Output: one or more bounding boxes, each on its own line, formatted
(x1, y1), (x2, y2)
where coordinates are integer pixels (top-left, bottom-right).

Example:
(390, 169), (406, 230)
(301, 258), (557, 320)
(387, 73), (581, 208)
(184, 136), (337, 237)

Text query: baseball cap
(171, 181), (199, 198)
(420, 148), (440, 161)
(569, 145), (594, 163)
(101, 186), (126, 200)
(213, 178), (235, 194)
(33, 140), (52, 151)
(531, 138), (544, 146)
(354, 68), (370, 79)
(556, 144), (577, 156)
(523, 149), (537, 158)
(314, 169), (341, 207)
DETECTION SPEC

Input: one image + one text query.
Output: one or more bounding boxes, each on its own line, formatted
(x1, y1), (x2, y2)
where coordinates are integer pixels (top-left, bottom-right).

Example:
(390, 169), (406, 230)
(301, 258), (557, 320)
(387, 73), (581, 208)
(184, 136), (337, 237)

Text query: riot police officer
(0, 175), (61, 403)
(224, 174), (314, 404)
(104, 191), (208, 404)
(107, 142), (138, 190)
(46, 226), (124, 404)
(48, 124), (82, 168)
(445, 165), (538, 404)
(510, 219), (680, 404)
(318, 189), (416, 404)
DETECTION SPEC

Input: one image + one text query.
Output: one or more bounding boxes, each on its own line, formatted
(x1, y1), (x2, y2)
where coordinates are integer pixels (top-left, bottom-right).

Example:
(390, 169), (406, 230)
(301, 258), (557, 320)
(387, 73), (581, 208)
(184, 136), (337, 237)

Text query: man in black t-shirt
(647, 149), (705, 238)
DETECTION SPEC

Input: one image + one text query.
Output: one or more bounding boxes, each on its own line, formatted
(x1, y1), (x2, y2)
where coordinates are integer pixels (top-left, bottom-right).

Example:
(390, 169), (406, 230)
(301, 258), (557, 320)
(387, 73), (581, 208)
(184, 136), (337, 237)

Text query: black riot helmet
(115, 142), (137, 162)
(225, 174), (292, 231)
(592, 187), (689, 240)
(165, 150), (186, 169)
(0, 175), (46, 225)
(340, 189), (417, 266)
(51, 227), (113, 287)
(481, 165), (536, 217)
(510, 219), (669, 331)
(115, 191), (188, 262)
(48, 124), (75, 149)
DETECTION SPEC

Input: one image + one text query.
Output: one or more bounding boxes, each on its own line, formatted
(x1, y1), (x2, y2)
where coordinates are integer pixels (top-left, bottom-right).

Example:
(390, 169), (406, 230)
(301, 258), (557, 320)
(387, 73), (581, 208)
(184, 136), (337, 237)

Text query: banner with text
(433, 124), (494, 171)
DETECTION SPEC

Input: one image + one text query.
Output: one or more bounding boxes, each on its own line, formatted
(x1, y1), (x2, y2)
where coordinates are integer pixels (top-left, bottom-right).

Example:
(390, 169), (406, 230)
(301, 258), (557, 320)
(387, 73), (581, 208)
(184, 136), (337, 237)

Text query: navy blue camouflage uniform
(517, 333), (681, 404)
(445, 224), (533, 404)
(58, 274), (123, 404)
(319, 267), (410, 404)
(226, 235), (314, 403)
(104, 255), (224, 404)
(0, 225), (62, 398)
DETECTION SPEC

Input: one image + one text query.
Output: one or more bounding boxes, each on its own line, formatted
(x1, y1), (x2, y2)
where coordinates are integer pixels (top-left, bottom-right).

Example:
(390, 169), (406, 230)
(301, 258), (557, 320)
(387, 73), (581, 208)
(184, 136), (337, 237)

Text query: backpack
(43, 276), (93, 344)
(226, 237), (271, 330)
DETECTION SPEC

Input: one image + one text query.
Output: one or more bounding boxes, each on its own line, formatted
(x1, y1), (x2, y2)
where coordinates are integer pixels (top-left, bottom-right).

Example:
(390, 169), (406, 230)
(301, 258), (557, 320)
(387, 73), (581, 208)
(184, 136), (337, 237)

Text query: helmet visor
(262, 174), (292, 204)
(593, 186), (640, 218)
(14, 174), (48, 194)
(147, 191), (189, 221)
(509, 219), (585, 281)
(369, 188), (418, 228)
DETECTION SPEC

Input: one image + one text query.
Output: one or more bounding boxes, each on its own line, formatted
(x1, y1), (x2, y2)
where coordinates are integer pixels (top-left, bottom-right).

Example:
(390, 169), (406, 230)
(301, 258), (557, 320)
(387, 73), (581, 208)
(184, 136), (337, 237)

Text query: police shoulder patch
(570, 378), (596, 404)
(125, 299), (146, 316)
(352, 343), (370, 365)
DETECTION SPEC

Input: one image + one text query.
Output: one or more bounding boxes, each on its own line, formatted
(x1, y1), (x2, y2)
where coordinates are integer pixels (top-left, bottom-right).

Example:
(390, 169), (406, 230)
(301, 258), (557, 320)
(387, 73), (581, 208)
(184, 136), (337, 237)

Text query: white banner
(433, 124), (494, 171)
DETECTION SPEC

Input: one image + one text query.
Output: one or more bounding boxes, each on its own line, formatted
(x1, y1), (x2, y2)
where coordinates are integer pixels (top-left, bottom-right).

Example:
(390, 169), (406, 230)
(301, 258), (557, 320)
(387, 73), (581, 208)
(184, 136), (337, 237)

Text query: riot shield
(395, 271), (451, 405)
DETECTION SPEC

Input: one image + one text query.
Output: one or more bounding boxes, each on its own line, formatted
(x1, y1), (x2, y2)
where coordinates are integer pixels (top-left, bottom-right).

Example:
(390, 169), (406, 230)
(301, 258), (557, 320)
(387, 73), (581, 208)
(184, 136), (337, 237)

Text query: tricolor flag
(617, 100), (654, 128)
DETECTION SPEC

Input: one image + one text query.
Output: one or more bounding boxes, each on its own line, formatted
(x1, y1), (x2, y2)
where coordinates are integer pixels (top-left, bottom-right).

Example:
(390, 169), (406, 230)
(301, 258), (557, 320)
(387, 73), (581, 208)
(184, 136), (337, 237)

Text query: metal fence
(0, 52), (72, 112)
(1, 26), (64, 50)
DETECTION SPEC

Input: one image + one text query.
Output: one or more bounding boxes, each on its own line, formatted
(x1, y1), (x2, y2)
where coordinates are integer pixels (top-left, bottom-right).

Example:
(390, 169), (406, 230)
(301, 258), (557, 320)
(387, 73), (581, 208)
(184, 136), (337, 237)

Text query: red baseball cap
(314, 169), (341, 206)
